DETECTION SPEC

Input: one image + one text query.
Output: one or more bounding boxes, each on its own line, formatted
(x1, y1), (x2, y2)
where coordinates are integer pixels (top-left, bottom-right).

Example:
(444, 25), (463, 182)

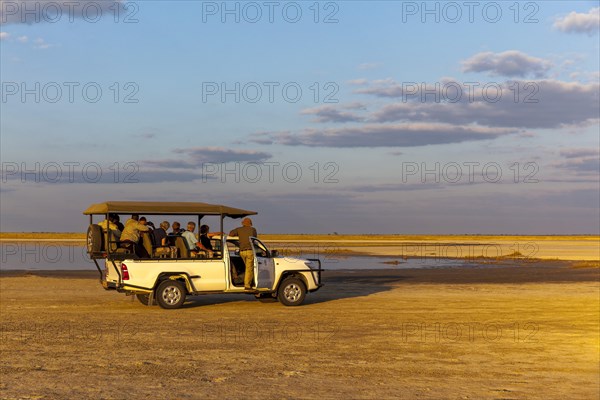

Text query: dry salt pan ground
(1, 263), (598, 399)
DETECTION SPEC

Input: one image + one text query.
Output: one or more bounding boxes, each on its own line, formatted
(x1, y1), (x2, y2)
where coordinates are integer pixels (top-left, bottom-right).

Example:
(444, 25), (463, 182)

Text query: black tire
(255, 293), (278, 303)
(136, 293), (156, 306)
(156, 280), (187, 309)
(277, 277), (306, 306)
(87, 224), (103, 255)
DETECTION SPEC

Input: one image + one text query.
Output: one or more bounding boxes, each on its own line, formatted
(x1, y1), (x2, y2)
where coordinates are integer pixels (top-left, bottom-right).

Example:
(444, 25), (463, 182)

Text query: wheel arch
(153, 272), (195, 294)
(276, 271), (308, 292)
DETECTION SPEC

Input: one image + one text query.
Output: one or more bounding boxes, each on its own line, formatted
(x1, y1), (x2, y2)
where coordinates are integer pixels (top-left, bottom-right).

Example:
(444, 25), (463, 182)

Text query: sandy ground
(0, 263), (598, 399)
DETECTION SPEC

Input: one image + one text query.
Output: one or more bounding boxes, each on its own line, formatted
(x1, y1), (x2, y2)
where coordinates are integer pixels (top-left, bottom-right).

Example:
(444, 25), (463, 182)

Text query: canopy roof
(83, 201), (256, 218)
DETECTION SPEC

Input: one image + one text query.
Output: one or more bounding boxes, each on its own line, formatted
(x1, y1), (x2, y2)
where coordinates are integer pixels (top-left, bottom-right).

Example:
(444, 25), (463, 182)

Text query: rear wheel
(277, 277), (306, 306)
(156, 280), (186, 309)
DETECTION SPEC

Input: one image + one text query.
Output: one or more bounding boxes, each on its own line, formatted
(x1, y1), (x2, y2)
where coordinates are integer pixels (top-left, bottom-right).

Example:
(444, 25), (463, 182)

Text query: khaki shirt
(229, 226), (257, 251)
(120, 219), (149, 242)
(98, 219), (121, 240)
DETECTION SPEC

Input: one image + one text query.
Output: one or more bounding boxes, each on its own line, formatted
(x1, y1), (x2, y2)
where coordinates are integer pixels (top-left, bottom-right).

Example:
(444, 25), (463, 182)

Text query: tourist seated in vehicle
(152, 221), (178, 258)
(113, 214), (125, 232)
(153, 221), (169, 246)
(139, 217), (154, 231)
(170, 221), (184, 235)
(98, 213), (122, 240)
(182, 221), (214, 258)
(97, 213), (121, 251)
(120, 214), (150, 257)
(200, 224), (222, 254)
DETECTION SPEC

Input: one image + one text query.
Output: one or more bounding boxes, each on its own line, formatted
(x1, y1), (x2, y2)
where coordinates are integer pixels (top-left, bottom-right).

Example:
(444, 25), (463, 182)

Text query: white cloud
(33, 37), (53, 49)
(347, 79), (368, 86)
(554, 7), (600, 35)
(0, 31), (9, 40)
(17, 35), (28, 43)
(462, 51), (552, 78)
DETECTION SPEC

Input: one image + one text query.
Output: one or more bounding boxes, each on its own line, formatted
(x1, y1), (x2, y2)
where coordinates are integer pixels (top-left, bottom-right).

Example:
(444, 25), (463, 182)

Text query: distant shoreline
(1, 232), (599, 241)
(1, 233), (598, 261)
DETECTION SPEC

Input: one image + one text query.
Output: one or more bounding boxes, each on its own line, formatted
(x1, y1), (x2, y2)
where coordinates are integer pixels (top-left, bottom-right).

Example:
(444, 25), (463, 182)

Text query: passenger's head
(242, 218), (252, 227)
(187, 221), (196, 232)
(160, 221), (170, 230)
(172, 221), (181, 231)
(131, 214), (139, 221)
(139, 217), (147, 225)
(200, 225), (209, 234)
(108, 213), (118, 222)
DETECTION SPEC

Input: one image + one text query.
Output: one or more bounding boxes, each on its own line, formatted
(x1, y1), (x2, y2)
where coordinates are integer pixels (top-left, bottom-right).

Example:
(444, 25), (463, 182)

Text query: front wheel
(277, 277), (306, 306)
(156, 280), (187, 309)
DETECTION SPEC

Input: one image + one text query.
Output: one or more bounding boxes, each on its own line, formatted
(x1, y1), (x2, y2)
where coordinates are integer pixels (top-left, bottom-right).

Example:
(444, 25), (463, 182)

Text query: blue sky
(1, 1), (599, 234)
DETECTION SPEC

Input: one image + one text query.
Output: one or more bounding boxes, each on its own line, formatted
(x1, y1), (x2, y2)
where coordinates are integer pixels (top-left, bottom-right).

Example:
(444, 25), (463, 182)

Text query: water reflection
(1, 243), (93, 270)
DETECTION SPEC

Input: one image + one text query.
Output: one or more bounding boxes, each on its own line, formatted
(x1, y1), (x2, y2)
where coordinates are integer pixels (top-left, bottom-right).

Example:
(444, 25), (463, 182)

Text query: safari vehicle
(83, 201), (322, 309)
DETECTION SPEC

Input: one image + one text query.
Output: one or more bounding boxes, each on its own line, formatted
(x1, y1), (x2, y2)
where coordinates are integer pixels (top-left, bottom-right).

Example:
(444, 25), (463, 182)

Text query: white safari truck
(84, 201), (322, 309)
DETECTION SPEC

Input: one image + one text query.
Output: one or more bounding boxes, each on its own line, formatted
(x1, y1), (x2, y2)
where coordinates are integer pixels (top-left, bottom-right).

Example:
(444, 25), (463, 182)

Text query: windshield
(227, 238), (270, 257)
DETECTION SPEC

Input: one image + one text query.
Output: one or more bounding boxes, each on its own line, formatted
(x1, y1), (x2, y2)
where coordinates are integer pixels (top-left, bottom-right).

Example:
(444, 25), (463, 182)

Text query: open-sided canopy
(83, 201), (256, 218)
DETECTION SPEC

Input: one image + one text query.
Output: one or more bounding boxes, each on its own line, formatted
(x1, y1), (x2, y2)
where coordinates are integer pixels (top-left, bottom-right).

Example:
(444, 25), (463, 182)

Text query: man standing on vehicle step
(229, 218), (258, 290)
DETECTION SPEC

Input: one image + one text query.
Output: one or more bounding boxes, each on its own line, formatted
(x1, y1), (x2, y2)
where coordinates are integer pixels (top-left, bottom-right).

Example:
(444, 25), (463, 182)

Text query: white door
(252, 238), (275, 289)
(192, 259), (227, 291)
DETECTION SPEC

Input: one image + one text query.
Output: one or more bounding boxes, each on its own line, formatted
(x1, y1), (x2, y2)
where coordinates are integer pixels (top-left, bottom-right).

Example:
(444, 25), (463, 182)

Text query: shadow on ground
(180, 270), (408, 308)
(304, 271), (408, 305)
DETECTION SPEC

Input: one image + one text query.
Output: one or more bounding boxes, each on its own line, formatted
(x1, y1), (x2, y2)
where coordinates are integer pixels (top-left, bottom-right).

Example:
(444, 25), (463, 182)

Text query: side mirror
(270, 250), (279, 258)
